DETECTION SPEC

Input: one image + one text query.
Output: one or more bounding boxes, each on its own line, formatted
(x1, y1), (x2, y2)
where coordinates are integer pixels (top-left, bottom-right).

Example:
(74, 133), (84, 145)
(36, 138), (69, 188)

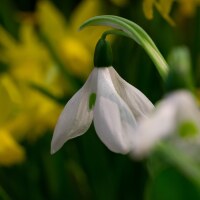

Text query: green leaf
(156, 142), (200, 188)
(80, 15), (169, 80)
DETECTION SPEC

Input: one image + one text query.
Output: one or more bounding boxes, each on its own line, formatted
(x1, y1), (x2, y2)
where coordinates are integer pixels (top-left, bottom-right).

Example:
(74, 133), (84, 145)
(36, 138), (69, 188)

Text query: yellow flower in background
(0, 21), (64, 96)
(0, 75), (20, 124)
(37, 0), (109, 79)
(178, 0), (200, 17)
(4, 95), (62, 141)
(143, 0), (175, 26)
(36, 1), (91, 79)
(0, 0), (106, 165)
(0, 19), (65, 141)
(0, 17), (63, 166)
(143, 0), (200, 25)
(70, 0), (109, 44)
(155, 0), (175, 25)
(36, 1), (67, 48)
(143, 0), (154, 20)
(60, 36), (91, 77)
(110, 0), (129, 7)
(0, 72), (62, 141)
(0, 130), (25, 166)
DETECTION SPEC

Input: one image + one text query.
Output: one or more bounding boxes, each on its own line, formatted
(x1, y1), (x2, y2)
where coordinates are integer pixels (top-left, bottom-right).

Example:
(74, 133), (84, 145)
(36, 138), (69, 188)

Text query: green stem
(101, 29), (130, 40)
(157, 142), (200, 188)
(0, 185), (11, 200)
(80, 15), (169, 80)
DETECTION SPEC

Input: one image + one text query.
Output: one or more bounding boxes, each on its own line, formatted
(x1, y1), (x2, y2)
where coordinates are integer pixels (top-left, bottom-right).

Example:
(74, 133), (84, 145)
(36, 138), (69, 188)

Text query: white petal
(93, 68), (137, 154)
(51, 69), (97, 154)
(131, 96), (177, 158)
(108, 67), (154, 121)
(168, 91), (200, 130)
(166, 91), (200, 160)
(131, 90), (200, 158)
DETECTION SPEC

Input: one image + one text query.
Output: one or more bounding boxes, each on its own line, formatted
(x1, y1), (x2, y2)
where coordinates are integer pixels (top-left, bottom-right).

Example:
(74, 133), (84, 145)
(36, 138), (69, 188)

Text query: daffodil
(51, 38), (154, 154)
(0, 130), (25, 166)
(143, 0), (175, 26)
(178, 0), (200, 17)
(143, 0), (200, 25)
(131, 90), (200, 158)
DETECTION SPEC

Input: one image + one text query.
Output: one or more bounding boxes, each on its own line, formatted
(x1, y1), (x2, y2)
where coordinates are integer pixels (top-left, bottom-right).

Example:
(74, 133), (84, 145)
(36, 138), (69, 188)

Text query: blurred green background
(0, 0), (200, 199)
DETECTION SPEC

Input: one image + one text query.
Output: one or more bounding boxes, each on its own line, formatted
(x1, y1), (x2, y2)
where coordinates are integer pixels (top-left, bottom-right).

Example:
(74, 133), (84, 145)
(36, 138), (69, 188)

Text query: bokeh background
(0, 0), (200, 199)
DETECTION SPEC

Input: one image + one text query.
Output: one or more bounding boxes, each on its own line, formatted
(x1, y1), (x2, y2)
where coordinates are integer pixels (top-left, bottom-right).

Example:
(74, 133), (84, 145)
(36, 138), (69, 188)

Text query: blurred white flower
(131, 90), (200, 158)
(51, 67), (154, 154)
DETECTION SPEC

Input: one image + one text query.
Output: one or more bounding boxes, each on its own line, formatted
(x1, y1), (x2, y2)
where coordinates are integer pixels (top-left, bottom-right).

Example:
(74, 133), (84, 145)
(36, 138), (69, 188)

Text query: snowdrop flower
(51, 38), (154, 154)
(131, 90), (200, 158)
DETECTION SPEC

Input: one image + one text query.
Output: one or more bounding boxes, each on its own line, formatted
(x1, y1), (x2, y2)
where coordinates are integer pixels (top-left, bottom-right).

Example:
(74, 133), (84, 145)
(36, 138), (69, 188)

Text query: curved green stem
(101, 29), (130, 40)
(80, 15), (169, 80)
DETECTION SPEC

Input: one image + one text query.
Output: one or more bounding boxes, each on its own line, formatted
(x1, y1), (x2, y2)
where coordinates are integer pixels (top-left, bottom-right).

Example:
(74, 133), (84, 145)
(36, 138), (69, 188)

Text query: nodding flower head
(51, 38), (154, 155)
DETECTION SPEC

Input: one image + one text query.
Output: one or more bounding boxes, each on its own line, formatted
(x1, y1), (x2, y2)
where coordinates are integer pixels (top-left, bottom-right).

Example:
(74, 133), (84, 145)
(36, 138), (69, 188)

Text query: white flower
(51, 66), (154, 154)
(131, 90), (200, 158)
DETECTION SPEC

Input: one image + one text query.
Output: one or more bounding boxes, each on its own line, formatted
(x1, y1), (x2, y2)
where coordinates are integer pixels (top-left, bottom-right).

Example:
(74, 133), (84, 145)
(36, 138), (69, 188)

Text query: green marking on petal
(89, 93), (96, 110)
(179, 121), (198, 138)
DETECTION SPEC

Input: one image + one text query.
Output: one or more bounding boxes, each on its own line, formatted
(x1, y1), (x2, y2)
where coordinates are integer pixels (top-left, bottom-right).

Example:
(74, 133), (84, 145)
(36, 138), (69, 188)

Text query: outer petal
(51, 69), (97, 154)
(170, 91), (200, 131)
(108, 67), (154, 121)
(167, 91), (200, 160)
(131, 99), (177, 158)
(131, 90), (200, 158)
(93, 68), (137, 154)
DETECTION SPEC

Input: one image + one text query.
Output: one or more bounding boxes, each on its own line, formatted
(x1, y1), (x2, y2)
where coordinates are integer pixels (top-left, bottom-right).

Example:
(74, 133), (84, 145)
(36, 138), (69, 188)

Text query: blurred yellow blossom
(37, 0), (109, 78)
(178, 0), (200, 17)
(143, 0), (200, 25)
(36, 1), (67, 47)
(143, 0), (175, 26)
(0, 75), (21, 125)
(0, 21), (64, 95)
(110, 0), (129, 7)
(70, 0), (109, 49)
(3, 93), (62, 141)
(0, 19), (64, 143)
(37, 0), (97, 79)
(143, 0), (154, 20)
(60, 36), (91, 77)
(0, 130), (25, 166)
(0, 73), (62, 141)
(0, 0), (108, 166)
